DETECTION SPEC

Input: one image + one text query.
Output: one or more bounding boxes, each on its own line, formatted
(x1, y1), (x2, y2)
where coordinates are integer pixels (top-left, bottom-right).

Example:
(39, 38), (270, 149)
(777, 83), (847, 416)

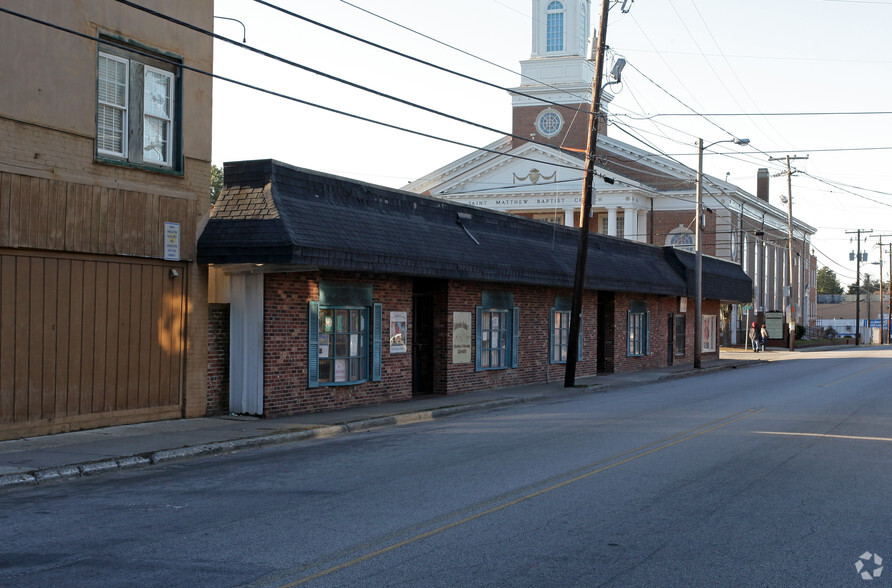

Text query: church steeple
(511, 0), (609, 150)
(531, 0), (590, 58)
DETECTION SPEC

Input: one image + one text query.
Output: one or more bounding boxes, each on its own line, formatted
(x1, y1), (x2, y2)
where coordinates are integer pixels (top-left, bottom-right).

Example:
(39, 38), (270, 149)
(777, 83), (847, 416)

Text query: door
(667, 312), (674, 365)
(412, 279), (441, 395)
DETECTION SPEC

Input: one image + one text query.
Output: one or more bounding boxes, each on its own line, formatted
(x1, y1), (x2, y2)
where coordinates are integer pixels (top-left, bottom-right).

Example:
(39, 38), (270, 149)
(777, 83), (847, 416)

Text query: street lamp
(695, 137), (749, 368)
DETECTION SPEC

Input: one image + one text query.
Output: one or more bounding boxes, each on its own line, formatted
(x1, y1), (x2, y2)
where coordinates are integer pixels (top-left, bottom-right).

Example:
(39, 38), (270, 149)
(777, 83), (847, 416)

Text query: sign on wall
(389, 311), (407, 353)
(452, 312), (472, 364)
(163, 222), (180, 261)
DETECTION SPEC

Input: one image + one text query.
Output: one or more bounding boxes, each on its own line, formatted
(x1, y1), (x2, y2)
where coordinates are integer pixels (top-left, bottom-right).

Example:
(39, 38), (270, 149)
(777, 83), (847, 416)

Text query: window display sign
(390, 311), (407, 353)
(701, 314), (716, 352)
(452, 312), (472, 364)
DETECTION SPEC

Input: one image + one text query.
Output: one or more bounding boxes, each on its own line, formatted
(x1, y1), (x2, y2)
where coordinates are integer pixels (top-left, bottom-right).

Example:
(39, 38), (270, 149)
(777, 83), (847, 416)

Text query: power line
(250, 0), (596, 118)
(336, 0), (594, 107)
(616, 111), (892, 118)
(0, 5), (593, 177)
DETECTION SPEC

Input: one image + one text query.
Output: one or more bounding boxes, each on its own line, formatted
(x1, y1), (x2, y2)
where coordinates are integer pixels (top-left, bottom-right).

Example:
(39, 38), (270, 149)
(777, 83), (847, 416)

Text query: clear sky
(211, 0), (892, 288)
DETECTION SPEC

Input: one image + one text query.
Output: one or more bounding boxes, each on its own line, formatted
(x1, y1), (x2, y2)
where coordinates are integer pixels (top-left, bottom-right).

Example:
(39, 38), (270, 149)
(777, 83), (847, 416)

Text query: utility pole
(769, 154), (807, 350)
(565, 0), (610, 388)
(847, 229), (873, 345)
(873, 234), (892, 344)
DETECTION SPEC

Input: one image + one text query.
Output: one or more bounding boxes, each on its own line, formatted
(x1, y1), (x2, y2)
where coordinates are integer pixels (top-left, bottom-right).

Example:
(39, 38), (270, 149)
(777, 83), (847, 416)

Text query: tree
(816, 267), (843, 295)
(210, 164), (224, 205)
(847, 273), (878, 295)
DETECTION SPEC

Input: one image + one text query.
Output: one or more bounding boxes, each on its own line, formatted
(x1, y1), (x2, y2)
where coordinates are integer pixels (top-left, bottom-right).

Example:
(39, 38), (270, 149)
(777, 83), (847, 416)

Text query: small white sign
(164, 222), (180, 261)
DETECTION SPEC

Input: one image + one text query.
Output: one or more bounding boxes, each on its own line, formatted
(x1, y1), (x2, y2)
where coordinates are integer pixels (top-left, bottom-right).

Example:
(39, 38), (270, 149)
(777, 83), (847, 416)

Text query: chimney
(756, 168), (769, 202)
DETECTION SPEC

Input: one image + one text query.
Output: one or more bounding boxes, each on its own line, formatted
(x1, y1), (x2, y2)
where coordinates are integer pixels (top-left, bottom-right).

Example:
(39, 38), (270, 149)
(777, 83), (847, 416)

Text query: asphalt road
(2, 348), (891, 587)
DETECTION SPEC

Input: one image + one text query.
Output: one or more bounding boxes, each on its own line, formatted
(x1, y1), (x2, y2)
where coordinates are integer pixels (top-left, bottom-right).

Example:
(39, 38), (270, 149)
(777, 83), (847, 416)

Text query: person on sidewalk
(760, 324), (768, 352)
(749, 322), (760, 352)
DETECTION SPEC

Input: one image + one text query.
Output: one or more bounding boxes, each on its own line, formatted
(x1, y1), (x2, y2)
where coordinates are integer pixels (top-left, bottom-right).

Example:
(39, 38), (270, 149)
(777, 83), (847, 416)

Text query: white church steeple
(511, 0), (611, 150)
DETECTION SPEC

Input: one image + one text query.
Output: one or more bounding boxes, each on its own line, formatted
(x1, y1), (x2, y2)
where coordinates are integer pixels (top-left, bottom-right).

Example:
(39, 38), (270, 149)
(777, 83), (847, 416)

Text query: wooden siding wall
(0, 250), (186, 438)
(0, 171), (197, 260)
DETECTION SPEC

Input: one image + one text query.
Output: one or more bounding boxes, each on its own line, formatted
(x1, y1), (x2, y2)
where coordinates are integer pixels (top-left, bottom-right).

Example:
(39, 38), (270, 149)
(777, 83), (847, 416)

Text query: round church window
(536, 110), (563, 137)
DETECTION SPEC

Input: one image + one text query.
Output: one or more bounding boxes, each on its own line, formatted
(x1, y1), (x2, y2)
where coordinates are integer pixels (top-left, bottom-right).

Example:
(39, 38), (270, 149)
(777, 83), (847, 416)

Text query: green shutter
(578, 325), (584, 362)
(475, 306), (483, 371)
(511, 307), (519, 368)
(308, 301), (319, 388)
(372, 303), (382, 381)
(549, 308), (555, 364)
(626, 309), (631, 357)
(645, 310), (651, 355)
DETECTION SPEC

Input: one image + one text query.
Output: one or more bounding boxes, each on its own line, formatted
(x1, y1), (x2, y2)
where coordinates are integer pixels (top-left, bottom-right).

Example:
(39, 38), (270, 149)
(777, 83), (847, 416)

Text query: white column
(607, 206), (617, 237)
(623, 206), (638, 242)
(637, 209), (648, 243)
(564, 208), (574, 227)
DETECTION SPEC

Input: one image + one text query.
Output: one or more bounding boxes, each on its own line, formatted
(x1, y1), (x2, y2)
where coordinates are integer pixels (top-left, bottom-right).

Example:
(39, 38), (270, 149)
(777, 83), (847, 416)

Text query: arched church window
(666, 226), (695, 252)
(546, 1), (564, 52)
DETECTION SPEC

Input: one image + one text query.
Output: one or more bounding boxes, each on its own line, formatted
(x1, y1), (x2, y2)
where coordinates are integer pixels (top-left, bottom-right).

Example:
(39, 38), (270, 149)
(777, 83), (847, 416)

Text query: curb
(0, 362), (749, 491)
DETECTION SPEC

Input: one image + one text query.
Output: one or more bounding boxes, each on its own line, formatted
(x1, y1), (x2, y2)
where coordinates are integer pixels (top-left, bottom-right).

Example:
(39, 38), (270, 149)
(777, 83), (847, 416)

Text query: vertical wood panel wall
(0, 251), (185, 436)
(0, 171), (196, 260)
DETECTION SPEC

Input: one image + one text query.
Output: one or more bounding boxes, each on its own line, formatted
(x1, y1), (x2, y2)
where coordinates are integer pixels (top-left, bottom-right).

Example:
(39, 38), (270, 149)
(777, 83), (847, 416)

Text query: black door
(667, 312), (674, 366)
(412, 279), (441, 395)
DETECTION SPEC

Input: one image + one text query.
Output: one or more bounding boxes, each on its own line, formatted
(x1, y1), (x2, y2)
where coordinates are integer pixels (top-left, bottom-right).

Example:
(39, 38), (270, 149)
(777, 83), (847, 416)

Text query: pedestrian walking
(760, 324), (768, 352)
(749, 322), (759, 352)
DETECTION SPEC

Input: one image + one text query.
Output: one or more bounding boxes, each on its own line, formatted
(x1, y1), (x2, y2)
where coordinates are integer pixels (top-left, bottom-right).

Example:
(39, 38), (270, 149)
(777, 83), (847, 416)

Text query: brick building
(198, 160), (750, 417)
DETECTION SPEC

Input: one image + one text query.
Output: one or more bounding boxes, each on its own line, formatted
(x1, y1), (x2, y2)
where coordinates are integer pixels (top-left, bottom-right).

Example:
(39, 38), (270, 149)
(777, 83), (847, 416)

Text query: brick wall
(261, 271), (413, 416)
(439, 281), (599, 395)
(210, 269), (721, 418)
(207, 303), (230, 415)
(511, 103), (605, 150)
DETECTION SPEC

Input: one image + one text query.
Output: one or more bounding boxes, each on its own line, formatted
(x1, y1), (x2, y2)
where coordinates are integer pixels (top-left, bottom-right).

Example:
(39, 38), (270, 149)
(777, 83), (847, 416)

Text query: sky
(210, 0), (892, 288)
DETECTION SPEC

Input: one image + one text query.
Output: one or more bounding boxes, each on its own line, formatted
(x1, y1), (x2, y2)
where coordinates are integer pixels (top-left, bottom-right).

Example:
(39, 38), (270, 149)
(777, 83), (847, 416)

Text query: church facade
(404, 0), (817, 345)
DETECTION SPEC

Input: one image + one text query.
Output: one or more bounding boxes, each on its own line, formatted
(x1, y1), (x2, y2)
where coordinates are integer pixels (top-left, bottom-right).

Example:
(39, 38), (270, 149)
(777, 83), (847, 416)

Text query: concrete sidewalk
(0, 355), (763, 491)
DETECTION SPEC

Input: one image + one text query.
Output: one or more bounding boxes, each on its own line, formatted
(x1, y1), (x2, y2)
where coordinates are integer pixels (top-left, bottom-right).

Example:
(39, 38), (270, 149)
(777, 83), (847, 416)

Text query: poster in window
(701, 315), (716, 352)
(334, 359), (347, 382)
(491, 314), (500, 329)
(323, 315), (334, 333)
(350, 334), (359, 356)
(319, 334), (330, 358)
(452, 311), (472, 364)
(389, 311), (407, 353)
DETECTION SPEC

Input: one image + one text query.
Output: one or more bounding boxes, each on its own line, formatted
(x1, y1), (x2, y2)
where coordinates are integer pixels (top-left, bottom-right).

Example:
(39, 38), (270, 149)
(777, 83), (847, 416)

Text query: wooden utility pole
(873, 234), (892, 344)
(847, 229), (873, 345)
(565, 0), (611, 388)
(769, 154), (807, 350)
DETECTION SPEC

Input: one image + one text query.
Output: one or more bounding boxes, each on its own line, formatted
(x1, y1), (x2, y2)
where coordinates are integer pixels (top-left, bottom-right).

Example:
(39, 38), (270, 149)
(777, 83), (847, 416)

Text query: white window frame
(97, 45), (179, 171)
(142, 65), (174, 166)
(97, 53), (129, 158)
(546, 1), (565, 53)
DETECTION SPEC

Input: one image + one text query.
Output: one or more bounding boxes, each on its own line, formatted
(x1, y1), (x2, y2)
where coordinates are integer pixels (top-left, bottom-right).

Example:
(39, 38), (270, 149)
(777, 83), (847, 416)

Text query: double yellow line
(279, 408), (764, 587)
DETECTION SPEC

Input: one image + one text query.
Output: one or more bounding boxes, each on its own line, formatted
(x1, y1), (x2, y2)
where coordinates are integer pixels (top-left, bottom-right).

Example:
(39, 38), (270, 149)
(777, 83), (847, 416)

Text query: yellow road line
(754, 431), (892, 443)
(282, 408), (765, 587)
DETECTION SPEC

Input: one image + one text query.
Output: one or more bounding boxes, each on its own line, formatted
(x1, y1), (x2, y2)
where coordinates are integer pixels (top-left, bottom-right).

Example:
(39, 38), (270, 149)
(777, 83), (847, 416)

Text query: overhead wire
(0, 4), (593, 178)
